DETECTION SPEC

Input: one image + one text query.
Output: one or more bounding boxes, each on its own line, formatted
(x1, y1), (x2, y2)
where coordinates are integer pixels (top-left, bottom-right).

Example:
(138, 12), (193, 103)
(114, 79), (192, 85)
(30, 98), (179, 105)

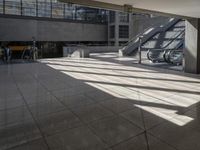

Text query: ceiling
(60, 0), (200, 18)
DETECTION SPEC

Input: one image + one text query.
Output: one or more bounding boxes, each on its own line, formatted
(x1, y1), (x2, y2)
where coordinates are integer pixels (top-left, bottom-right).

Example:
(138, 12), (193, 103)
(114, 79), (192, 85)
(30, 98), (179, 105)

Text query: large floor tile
(89, 116), (144, 146)
(71, 104), (114, 123)
(100, 98), (135, 114)
(0, 97), (25, 110)
(46, 126), (107, 150)
(111, 134), (148, 150)
(36, 110), (83, 136)
(8, 139), (49, 150)
(148, 110), (200, 150)
(0, 119), (42, 150)
(85, 90), (115, 103)
(60, 94), (95, 108)
(29, 97), (66, 118)
(147, 134), (176, 150)
(0, 106), (32, 127)
(23, 92), (52, 105)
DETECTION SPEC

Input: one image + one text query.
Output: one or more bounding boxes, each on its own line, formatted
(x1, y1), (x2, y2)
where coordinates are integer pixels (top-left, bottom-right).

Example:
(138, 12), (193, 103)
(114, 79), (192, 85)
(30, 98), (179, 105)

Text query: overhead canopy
(60, 0), (200, 18)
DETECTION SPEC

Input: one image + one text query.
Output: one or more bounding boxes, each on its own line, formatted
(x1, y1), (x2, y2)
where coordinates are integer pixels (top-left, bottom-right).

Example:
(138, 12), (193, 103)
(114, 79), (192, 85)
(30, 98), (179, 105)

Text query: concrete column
(184, 18), (200, 74)
(114, 12), (119, 46)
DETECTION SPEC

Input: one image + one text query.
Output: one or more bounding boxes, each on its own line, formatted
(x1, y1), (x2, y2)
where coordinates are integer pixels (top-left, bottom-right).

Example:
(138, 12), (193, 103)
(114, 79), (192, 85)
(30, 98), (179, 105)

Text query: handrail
(146, 29), (185, 52)
(123, 26), (155, 48)
(160, 29), (185, 49)
(120, 18), (181, 56)
(124, 18), (179, 49)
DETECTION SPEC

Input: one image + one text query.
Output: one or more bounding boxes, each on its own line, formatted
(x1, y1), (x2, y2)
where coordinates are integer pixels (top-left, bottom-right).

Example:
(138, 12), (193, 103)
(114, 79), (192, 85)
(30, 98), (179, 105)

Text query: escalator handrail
(160, 29), (185, 50)
(168, 49), (183, 64)
(146, 29), (185, 62)
(122, 18), (182, 57)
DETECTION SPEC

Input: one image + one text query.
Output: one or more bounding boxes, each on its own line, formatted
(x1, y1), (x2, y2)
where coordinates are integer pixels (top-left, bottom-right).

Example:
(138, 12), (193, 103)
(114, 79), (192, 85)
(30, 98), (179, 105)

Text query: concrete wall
(130, 15), (170, 38)
(63, 46), (121, 57)
(0, 16), (108, 42)
(184, 18), (200, 74)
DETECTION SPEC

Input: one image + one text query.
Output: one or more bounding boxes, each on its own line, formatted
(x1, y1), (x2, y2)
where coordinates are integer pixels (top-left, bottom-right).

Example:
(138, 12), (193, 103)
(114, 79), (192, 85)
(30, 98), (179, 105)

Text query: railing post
(138, 36), (143, 64)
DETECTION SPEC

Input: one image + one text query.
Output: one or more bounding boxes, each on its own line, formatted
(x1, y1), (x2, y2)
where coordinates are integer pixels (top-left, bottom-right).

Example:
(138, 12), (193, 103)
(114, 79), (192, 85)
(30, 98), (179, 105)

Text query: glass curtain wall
(64, 3), (75, 20)
(52, 0), (64, 18)
(119, 12), (129, 23)
(22, 0), (36, 16)
(1, 0), (108, 23)
(5, 0), (21, 15)
(38, 0), (51, 17)
(0, 0), (3, 14)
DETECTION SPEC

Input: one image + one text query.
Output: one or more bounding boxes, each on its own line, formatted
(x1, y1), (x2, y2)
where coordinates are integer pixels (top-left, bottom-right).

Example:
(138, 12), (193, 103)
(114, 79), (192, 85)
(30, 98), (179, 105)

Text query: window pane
(110, 26), (115, 38)
(22, 0), (36, 16)
(76, 6), (87, 21)
(0, 0), (3, 14)
(64, 3), (75, 20)
(97, 10), (107, 23)
(38, 0), (51, 18)
(109, 11), (115, 23)
(84, 8), (97, 22)
(52, 1), (64, 18)
(5, 0), (21, 15)
(119, 25), (129, 38)
(119, 12), (129, 23)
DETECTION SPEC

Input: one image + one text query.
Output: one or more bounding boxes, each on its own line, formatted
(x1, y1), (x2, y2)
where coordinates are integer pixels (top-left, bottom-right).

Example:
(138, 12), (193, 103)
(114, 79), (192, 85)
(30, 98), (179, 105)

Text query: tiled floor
(0, 53), (200, 150)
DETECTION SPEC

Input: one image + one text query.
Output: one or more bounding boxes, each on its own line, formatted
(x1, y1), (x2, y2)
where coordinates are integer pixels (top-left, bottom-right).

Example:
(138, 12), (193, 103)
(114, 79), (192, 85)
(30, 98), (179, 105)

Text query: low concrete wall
(63, 46), (122, 57)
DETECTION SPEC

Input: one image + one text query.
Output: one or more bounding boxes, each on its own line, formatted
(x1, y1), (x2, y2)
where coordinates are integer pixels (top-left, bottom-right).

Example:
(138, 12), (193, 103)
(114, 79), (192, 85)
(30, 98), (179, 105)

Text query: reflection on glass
(1, 0), (108, 23)
(0, 0), (3, 14)
(5, 0), (21, 15)
(38, 0), (51, 18)
(22, 0), (36, 16)
(52, 1), (64, 18)
(119, 12), (129, 23)
(64, 3), (75, 20)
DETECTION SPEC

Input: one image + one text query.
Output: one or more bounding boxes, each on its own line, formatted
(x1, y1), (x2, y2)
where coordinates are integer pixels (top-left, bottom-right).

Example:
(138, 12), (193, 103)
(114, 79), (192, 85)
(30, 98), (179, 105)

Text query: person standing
(6, 46), (11, 63)
(0, 46), (3, 61)
(32, 37), (38, 61)
(3, 46), (7, 62)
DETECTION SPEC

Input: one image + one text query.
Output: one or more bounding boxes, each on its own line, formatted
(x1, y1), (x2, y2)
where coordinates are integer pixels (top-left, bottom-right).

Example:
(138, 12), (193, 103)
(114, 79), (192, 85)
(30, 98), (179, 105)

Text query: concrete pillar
(184, 18), (200, 74)
(114, 12), (119, 46)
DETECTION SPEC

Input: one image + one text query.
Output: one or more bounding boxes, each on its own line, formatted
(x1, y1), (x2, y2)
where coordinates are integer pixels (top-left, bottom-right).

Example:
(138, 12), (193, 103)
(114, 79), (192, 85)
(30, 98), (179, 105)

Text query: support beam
(184, 18), (200, 74)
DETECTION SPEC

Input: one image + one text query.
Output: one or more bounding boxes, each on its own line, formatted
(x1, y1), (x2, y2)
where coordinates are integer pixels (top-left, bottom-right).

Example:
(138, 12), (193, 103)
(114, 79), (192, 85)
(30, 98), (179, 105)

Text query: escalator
(147, 28), (185, 64)
(119, 18), (181, 56)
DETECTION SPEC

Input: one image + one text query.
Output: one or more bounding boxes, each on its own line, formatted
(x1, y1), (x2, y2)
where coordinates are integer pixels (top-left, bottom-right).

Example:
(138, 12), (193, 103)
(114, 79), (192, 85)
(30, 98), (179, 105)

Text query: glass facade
(22, 0), (36, 16)
(38, 0), (51, 18)
(110, 26), (115, 38)
(52, 1), (64, 18)
(0, 0), (3, 14)
(119, 12), (129, 23)
(64, 3), (75, 20)
(109, 11), (115, 23)
(5, 0), (21, 15)
(0, 0), (108, 23)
